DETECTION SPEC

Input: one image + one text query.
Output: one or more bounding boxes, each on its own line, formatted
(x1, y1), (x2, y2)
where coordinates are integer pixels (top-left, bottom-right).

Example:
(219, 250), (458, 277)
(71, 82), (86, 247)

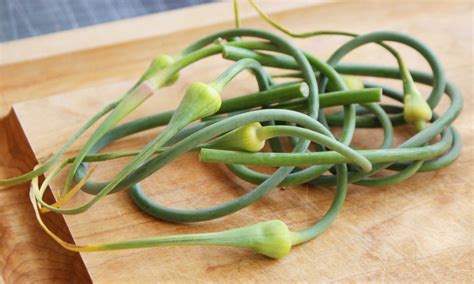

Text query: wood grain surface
(1, 1), (473, 282)
(0, 113), (91, 283)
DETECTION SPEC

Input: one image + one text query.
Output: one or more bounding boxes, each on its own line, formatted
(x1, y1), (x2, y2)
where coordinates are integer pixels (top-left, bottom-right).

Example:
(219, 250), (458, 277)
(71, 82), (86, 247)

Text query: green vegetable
(3, 0), (462, 260)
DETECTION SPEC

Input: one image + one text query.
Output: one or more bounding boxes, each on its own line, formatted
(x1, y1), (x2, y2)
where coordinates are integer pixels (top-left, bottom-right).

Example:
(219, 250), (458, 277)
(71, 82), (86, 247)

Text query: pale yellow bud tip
(204, 122), (265, 152)
(342, 76), (365, 90)
(169, 82), (222, 129)
(146, 54), (179, 86)
(403, 92), (432, 131)
(243, 220), (292, 259)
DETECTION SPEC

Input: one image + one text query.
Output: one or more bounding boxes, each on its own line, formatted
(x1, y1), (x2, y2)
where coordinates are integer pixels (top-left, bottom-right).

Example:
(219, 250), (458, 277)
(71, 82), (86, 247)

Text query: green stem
(0, 100), (118, 188)
(273, 87), (381, 110)
(210, 58), (269, 92)
(200, 134), (450, 167)
(252, 126), (371, 172)
(218, 82), (308, 113)
(62, 80), (156, 195)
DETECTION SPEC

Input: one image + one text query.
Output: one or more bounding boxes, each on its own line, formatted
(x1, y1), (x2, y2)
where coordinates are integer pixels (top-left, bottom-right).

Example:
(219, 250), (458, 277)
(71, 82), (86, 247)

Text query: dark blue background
(0, 0), (216, 42)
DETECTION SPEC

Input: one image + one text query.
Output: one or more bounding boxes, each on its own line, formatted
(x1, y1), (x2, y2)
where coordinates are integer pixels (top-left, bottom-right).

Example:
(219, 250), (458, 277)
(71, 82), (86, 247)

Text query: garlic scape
(168, 82), (222, 131)
(30, 185), (295, 259)
(6, 4), (461, 264)
(202, 122), (266, 152)
(37, 81), (223, 214)
(141, 54), (180, 86)
(91, 220), (295, 259)
(61, 54), (180, 196)
(402, 76), (433, 131)
(37, 58), (271, 214)
(61, 79), (156, 196)
(397, 52), (432, 131)
(201, 125), (372, 173)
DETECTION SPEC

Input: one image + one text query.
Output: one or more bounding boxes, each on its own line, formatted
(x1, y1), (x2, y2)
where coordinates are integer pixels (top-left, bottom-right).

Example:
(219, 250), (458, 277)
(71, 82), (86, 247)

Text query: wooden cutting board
(1, 1), (472, 282)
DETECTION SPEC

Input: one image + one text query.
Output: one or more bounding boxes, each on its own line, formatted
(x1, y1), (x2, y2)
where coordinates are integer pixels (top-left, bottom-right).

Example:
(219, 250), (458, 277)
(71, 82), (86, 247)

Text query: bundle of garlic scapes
(1, 1), (462, 259)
